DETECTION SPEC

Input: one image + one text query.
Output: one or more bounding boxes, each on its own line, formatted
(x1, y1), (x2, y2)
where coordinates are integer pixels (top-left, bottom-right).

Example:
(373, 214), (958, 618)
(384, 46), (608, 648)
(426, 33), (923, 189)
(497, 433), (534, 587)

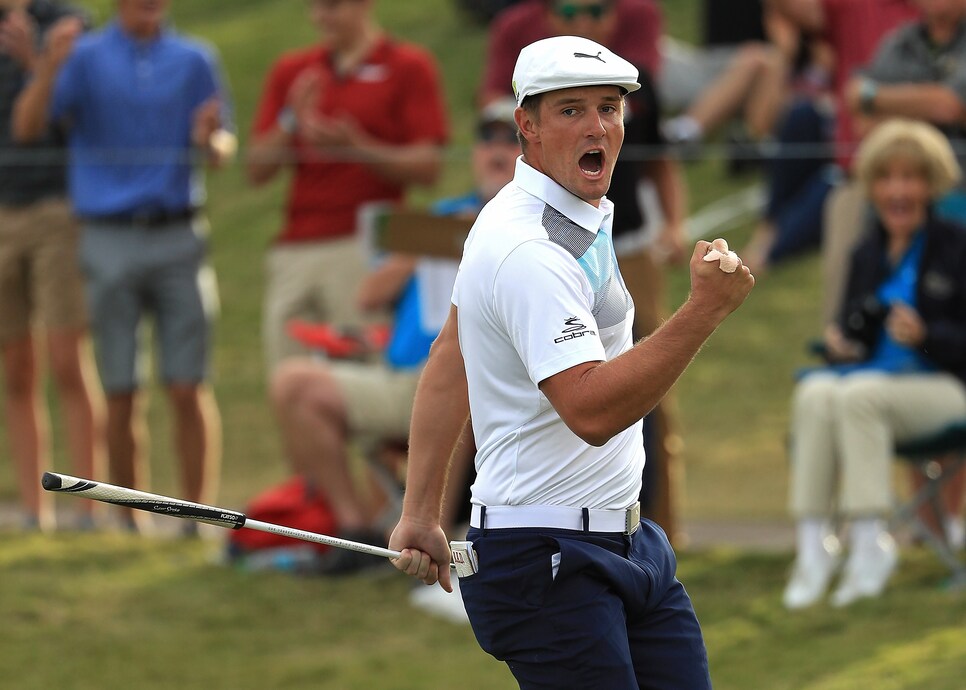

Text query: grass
(1, 1), (963, 688)
(0, 532), (962, 689)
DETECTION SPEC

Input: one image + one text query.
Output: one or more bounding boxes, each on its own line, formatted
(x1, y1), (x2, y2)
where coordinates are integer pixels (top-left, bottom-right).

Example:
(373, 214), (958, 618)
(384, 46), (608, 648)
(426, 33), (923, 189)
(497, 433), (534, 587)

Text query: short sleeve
(50, 49), (85, 124)
(199, 45), (234, 131)
(396, 50), (449, 144)
(861, 30), (905, 81)
(252, 58), (293, 136)
(492, 240), (606, 386)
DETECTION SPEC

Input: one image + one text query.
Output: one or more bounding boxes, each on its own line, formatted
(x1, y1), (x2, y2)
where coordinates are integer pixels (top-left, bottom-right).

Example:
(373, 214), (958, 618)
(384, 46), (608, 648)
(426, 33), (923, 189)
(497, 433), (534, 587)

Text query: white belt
(470, 502), (641, 535)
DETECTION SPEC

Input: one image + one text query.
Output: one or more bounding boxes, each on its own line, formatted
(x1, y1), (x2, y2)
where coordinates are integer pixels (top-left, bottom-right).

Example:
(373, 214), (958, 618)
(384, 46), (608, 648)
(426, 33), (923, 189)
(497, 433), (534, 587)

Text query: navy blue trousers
(764, 98), (835, 265)
(459, 519), (711, 689)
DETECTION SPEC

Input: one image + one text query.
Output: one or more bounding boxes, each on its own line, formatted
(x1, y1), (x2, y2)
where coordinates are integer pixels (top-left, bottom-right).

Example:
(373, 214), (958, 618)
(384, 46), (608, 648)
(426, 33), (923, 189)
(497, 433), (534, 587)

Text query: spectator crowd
(1, 0), (964, 621)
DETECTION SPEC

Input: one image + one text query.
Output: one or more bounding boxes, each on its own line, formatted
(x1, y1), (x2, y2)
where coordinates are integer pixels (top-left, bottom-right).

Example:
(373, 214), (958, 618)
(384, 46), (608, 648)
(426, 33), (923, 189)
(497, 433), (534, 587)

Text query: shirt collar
(107, 19), (170, 49)
(320, 35), (392, 75)
(513, 156), (612, 233)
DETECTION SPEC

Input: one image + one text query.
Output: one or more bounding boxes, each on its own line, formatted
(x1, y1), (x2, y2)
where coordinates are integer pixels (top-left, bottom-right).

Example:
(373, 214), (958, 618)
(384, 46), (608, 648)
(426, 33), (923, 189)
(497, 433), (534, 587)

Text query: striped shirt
(0, 1), (88, 206)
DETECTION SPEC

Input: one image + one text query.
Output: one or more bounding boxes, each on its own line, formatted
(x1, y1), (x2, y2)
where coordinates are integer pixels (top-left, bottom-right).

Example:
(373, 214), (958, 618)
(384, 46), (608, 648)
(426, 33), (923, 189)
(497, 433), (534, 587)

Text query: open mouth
(884, 200), (915, 216)
(579, 150), (603, 177)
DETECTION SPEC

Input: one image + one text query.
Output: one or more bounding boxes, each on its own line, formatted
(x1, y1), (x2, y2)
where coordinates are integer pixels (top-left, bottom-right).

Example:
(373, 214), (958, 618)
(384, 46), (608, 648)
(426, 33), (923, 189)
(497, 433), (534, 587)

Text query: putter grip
(41, 472), (64, 492)
(41, 472), (247, 529)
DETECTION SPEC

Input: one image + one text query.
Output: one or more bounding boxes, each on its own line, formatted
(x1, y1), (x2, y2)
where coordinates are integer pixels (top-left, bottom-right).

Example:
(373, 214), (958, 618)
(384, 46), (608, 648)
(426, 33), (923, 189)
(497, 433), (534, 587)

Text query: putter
(41, 471), (403, 560)
(42, 472), (474, 574)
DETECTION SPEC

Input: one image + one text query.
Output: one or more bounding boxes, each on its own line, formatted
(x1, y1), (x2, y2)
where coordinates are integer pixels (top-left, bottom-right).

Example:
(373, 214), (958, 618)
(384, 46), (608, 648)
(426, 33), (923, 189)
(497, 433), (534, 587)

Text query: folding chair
(892, 419), (966, 589)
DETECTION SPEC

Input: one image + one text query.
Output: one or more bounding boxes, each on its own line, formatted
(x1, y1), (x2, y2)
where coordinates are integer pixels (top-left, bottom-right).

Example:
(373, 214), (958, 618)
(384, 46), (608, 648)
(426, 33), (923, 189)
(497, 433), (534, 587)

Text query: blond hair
(855, 118), (962, 199)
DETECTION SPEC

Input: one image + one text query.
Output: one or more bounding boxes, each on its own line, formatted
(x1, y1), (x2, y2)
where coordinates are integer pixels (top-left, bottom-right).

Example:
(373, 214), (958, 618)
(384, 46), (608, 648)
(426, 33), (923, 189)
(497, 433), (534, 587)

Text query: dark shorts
(80, 218), (218, 392)
(459, 519), (711, 690)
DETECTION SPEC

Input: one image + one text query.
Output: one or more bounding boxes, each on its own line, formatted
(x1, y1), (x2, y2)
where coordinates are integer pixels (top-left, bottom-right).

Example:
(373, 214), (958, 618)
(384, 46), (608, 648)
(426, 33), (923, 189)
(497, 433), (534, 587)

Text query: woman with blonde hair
(783, 119), (966, 609)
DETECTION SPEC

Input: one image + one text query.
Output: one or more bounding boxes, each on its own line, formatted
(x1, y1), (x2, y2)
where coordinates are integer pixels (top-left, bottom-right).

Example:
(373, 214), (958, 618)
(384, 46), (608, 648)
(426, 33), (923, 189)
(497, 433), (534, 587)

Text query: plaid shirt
(0, 1), (88, 206)
(862, 18), (966, 173)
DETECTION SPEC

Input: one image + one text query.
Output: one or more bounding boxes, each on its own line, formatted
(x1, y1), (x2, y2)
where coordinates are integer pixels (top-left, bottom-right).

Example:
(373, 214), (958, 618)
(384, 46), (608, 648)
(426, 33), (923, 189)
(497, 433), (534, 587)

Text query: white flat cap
(511, 35), (641, 106)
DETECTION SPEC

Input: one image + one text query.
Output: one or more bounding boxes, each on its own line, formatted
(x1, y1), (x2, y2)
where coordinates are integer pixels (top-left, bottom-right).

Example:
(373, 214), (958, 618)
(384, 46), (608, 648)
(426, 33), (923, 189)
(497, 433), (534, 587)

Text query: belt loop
(480, 505), (487, 531)
(581, 507), (590, 532)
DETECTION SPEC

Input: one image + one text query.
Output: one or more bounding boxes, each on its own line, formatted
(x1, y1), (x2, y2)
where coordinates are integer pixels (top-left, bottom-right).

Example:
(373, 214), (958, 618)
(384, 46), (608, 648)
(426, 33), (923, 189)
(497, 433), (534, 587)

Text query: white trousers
(789, 371), (966, 518)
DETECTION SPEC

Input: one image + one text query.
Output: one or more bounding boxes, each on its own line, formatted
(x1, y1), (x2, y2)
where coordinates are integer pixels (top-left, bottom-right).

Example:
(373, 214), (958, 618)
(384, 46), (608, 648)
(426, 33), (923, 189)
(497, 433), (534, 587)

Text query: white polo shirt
(453, 157), (644, 511)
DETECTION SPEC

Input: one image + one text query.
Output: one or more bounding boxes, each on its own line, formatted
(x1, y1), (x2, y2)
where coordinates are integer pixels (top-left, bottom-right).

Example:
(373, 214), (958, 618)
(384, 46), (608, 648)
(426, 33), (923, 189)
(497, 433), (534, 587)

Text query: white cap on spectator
(511, 36), (640, 106)
(479, 96), (518, 127)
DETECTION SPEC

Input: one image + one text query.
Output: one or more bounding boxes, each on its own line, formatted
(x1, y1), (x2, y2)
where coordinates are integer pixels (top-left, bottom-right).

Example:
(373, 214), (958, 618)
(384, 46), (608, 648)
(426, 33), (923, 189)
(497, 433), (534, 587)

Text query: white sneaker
(830, 532), (898, 608)
(945, 516), (964, 551)
(782, 540), (842, 610)
(409, 578), (470, 625)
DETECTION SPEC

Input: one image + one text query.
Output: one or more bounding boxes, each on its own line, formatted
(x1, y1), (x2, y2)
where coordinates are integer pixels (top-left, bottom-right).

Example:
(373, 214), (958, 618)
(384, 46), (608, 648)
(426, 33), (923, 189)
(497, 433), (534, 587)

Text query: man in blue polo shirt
(13, 0), (236, 532)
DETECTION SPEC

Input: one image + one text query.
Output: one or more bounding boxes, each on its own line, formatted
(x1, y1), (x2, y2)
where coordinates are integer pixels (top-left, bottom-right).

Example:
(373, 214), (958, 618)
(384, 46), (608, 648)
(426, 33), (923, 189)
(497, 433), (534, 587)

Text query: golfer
(390, 35), (754, 689)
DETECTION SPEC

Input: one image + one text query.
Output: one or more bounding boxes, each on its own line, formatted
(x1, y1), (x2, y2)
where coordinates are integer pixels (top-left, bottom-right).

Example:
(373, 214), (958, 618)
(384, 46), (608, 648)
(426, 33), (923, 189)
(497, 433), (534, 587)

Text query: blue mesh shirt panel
(542, 205), (629, 330)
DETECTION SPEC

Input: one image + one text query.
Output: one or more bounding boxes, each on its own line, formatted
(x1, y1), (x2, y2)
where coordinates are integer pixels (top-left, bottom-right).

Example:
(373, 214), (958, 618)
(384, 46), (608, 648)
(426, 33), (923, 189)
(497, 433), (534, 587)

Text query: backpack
(227, 476), (337, 558)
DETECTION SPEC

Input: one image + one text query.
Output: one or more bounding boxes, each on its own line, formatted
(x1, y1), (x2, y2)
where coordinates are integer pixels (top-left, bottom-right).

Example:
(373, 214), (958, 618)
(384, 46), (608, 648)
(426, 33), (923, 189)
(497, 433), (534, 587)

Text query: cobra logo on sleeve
(554, 316), (597, 343)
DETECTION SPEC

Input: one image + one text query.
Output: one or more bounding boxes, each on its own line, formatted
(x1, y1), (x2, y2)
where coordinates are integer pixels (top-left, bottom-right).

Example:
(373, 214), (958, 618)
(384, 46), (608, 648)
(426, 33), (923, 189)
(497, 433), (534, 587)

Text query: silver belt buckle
(624, 502), (641, 535)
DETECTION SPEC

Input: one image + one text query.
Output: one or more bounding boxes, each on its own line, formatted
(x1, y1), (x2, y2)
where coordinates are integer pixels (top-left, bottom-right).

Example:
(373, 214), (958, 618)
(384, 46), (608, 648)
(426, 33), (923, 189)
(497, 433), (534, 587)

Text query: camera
(844, 295), (889, 344)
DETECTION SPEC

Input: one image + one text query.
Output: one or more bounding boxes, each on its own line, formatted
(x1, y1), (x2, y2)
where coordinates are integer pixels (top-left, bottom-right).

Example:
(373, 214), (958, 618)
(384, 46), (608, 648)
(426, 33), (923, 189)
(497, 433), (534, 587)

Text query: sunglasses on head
(554, 1), (611, 21)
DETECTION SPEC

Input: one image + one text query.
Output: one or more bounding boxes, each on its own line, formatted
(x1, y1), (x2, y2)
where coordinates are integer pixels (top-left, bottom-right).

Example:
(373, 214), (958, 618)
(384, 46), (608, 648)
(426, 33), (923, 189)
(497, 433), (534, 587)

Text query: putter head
(449, 541), (478, 578)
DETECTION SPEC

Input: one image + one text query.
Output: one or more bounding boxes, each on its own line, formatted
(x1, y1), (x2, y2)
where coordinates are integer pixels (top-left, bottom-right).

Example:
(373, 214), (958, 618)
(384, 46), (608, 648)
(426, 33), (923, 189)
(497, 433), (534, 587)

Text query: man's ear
(514, 106), (540, 145)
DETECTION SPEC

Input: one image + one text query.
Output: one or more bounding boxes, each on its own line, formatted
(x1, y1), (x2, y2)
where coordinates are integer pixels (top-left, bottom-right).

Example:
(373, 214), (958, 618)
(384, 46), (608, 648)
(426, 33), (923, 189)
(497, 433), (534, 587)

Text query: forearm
(440, 420), (475, 535)
(356, 255), (417, 311)
(647, 157), (687, 228)
(852, 81), (966, 125)
(388, 327), (467, 590)
(11, 62), (56, 142)
(404, 411), (470, 527)
(548, 299), (723, 445)
(245, 129), (292, 186)
(352, 138), (443, 187)
(401, 311), (470, 525)
(878, 84), (965, 124)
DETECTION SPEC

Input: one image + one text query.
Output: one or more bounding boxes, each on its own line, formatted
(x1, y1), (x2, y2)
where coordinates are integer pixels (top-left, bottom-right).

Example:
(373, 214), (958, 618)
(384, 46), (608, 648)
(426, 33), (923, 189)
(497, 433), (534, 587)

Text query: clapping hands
(286, 66), (364, 152)
(0, 7), (37, 70)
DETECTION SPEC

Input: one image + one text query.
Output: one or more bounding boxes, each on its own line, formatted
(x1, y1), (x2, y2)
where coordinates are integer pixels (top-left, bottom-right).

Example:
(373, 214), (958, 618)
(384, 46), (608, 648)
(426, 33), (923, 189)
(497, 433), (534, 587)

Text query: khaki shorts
(263, 237), (371, 372)
(329, 360), (421, 440)
(0, 198), (87, 343)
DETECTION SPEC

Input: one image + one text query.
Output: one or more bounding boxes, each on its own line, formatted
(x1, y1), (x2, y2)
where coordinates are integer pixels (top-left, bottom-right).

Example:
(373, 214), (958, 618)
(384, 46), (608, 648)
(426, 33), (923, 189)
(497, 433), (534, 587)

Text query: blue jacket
(839, 214), (966, 384)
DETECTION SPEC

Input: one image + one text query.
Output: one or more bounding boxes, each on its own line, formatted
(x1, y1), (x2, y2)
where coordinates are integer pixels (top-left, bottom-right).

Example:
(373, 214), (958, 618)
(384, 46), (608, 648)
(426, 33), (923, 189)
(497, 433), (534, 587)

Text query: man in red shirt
(246, 0), (449, 372)
(480, 0), (663, 98)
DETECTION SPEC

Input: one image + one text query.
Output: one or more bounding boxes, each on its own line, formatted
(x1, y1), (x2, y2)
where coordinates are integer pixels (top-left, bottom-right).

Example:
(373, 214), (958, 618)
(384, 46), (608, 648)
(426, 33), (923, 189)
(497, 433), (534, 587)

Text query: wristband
(277, 107), (297, 135)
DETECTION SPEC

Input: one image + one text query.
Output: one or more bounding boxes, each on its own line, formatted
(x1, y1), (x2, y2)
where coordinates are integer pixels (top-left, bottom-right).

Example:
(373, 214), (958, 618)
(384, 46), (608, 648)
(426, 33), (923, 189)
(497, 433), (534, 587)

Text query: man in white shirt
(389, 36), (754, 688)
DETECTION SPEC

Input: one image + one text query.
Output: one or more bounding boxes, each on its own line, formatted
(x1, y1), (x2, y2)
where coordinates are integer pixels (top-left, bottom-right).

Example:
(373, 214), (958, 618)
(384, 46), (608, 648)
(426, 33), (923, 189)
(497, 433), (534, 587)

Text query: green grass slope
(1, 533), (962, 689)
